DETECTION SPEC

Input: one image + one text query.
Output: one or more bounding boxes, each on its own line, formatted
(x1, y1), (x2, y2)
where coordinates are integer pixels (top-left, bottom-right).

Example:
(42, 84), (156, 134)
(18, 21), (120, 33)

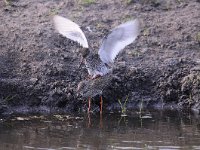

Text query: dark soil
(0, 0), (200, 115)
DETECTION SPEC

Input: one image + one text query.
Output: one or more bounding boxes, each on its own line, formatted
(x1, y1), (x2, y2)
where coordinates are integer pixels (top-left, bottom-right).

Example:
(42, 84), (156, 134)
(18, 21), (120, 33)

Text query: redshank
(53, 15), (140, 79)
(77, 74), (114, 113)
(53, 15), (140, 113)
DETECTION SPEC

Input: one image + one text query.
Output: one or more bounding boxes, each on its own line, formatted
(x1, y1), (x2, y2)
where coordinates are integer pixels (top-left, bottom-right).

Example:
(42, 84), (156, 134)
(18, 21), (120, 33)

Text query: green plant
(122, 15), (133, 22)
(176, 0), (183, 4)
(118, 95), (129, 116)
(49, 8), (59, 16)
(127, 49), (142, 57)
(1, 95), (17, 104)
(143, 28), (150, 36)
(118, 115), (128, 126)
(188, 93), (193, 106)
(4, 0), (10, 5)
(6, 95), (16, 101)
(195, 32), (200, 43)
(125, 0), (132, 4)
(81, 0), (96, 5)
(139, 98), (144, 115)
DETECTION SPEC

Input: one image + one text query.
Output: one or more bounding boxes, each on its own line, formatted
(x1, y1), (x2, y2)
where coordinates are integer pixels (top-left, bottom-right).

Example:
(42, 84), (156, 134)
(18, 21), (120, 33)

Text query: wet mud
(0, 0), (199, 114)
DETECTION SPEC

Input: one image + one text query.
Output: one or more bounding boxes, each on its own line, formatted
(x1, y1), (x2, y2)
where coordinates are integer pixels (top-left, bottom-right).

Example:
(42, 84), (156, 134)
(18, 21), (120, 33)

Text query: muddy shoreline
(0, 0), (200, 115)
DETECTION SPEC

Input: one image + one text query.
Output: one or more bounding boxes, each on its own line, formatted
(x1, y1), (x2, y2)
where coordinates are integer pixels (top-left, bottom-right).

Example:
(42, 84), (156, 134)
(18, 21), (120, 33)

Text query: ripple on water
(0, 110), (200, 150)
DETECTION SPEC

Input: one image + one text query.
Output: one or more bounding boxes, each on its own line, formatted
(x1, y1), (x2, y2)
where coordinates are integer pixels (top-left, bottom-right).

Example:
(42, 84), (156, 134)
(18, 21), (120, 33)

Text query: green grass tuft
(118, 95), (129, 116)
(195, 32), (200, 43)
(4, 0), (10, 5)
(49, 8), (59, 16)
(139, 98), (144, 115)
(81, 0), (96, 5)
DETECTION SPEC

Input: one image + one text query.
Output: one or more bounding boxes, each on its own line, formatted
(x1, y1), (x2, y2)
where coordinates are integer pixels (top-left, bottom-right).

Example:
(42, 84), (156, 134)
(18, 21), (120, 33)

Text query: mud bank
(0, 0), (199, 114)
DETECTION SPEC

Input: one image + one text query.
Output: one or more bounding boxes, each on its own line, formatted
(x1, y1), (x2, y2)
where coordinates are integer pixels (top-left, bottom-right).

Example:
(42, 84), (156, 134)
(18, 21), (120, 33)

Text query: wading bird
(53, 15), (140, 113)
(77, 74), (114, 113)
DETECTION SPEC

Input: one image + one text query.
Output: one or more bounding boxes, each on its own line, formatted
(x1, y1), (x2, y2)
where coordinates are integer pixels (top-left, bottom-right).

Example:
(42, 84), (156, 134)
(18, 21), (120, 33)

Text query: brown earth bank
(0, 0), (200, 115)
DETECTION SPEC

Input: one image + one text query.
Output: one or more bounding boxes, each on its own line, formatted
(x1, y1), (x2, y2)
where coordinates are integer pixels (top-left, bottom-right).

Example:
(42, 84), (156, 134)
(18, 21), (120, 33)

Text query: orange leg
(88, 97), (91, 113)
(87, 111), (91, 128)
(100, 96), (103, 114)
(100, 110), (103, 128)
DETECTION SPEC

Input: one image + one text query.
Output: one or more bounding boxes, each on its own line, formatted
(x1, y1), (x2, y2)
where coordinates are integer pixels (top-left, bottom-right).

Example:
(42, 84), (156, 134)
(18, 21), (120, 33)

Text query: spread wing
(98, 19), (140, 64)
(53, 15), (89, 48)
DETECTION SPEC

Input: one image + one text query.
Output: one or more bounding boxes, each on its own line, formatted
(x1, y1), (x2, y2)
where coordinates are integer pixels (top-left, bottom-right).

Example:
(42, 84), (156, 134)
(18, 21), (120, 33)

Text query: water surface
(0, 110), (200, 150)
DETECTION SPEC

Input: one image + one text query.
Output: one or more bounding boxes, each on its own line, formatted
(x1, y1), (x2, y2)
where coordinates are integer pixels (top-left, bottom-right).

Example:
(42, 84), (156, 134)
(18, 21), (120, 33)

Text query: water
(0, 110), (200, 150)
